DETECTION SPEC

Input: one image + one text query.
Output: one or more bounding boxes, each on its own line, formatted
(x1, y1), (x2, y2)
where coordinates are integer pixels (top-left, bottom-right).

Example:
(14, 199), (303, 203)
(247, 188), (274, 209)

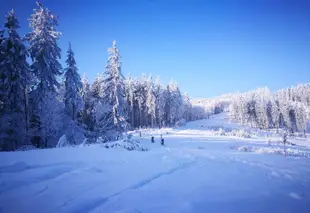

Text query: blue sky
(1, 0), (310, 98)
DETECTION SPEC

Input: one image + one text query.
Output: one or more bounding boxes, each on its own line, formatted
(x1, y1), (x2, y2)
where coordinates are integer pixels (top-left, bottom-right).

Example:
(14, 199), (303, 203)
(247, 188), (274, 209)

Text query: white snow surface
(1, 113), (310, 213)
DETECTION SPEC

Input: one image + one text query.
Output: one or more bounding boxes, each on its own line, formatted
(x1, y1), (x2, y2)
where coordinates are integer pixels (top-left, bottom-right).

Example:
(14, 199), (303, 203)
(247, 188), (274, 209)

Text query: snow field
(0, 114), (310, 213)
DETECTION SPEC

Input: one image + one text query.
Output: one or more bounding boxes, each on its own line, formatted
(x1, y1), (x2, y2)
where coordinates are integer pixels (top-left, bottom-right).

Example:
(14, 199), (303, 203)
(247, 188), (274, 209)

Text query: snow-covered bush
(196, 128), (252, 138)
(57, 135), (69, 148)
(102, 136), (147, 151)
(230, 129), (251, 138)
(232, 145), (310, 158)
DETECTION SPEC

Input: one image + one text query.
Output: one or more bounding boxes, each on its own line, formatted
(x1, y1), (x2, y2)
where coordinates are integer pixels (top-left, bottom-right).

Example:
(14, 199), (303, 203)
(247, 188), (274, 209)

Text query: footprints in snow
(70, 160), (198, 213)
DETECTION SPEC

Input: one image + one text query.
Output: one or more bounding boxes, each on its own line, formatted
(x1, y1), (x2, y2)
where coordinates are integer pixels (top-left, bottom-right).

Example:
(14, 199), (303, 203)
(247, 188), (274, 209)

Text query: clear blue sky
(1, 0), (310, 98)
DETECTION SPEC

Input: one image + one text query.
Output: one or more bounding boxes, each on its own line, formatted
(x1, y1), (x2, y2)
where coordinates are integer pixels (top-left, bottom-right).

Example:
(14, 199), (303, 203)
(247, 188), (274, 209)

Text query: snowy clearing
(0, 114), (310, 213)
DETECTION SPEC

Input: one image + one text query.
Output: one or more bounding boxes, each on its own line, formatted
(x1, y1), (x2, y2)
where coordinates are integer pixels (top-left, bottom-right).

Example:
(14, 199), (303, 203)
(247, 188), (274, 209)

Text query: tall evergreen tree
(183, 93), (192, 121)
(154, 76), (163, 127)
(63, 43), (83, 145)
(27, 2), (62, 147)
(0, 10), (30, 150)
(81, 73), (92, 129)
(169, 81), (184, 124)
(136, 73), (148, 127)
(0, 28), (5, 112)
(163, 84), (172, 126)
(125, 75), (135, 128)
(64, 43), (83, 121)
(146, 75), (156, 127)
(102, 40), (128, 135)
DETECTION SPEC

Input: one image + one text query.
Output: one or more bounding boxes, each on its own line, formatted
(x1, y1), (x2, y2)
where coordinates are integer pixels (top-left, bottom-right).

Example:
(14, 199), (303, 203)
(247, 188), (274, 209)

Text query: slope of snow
(0, 113), (310, 213)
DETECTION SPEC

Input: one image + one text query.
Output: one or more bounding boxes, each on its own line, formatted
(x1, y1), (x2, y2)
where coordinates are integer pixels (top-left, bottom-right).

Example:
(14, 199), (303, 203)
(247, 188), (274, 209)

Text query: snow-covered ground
(1, 114), (310, 213)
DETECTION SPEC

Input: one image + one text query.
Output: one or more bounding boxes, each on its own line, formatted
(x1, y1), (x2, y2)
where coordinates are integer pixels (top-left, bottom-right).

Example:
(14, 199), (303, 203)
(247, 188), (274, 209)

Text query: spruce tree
(0, 10), (30, 150)
(146, 75), (156, 127)
(27, 2), (62, 147)
(64, 43), (83, 121)
(102, 40), (128, 135)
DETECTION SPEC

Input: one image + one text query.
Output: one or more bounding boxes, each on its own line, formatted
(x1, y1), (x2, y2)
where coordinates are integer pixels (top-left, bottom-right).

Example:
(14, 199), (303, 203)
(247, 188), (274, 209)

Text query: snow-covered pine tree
(102, 40), (128, 136)
(169, 80), (184, 124)
(271, 99), (280, 132)
(154, 76), (164, 127)
(0, 28), (5, 112)
(146, 75), (156, 127)
(295, 102), (307, 134)
(81, 73), (90, 102)
(125, 74), (135, 128)
(135, 73), (148, 127)
(254, 88), (266, 129)
(64, 43), (83, 121)
(86, 74), (107, 141)
(26, 2), (62, 147)
(80, 73), (92, 130)
(131, 77), (141, 128)
(91, 74), (103, 99)
(163, 84), (172, 126)
(0, 10), (30, 150)
(229, 93), (239, 122)
(288, 103), (297, 133)
(183, 92), (192, 121)
(63, 43), (84, 144)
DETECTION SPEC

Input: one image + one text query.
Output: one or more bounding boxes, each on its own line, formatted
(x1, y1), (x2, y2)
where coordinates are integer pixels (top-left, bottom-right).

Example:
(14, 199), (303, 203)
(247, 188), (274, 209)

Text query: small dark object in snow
(283, 133), (287, 143)
(201, 125), (203, 127)
(161, 138), (164, 145)
(151, 136), (154, 143)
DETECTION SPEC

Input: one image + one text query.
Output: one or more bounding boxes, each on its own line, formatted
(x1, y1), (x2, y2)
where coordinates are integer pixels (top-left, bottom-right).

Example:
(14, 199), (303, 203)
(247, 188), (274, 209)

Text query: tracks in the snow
(70, 159), (198, 213)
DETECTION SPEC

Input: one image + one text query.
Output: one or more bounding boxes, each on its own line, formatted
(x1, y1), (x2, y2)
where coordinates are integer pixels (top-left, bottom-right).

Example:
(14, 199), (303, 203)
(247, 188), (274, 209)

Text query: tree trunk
(24, 88), (29, 145)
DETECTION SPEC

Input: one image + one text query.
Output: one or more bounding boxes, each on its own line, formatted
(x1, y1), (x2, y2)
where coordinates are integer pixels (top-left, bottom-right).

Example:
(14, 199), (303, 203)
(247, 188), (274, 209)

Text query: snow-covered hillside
(0, 114), (310, 213)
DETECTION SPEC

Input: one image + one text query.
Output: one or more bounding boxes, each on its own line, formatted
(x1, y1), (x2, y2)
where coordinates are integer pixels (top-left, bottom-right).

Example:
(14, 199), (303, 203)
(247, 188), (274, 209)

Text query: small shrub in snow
(103, 137), (148, 151)
(236, 146), (249, 152)
(232, 145), (310, 158)
(230, 129), (251, 138)
(199, 128), (252, 138)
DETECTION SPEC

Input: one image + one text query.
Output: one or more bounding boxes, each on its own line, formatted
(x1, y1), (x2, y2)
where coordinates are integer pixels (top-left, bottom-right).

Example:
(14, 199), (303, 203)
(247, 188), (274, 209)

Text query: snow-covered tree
(146, 75), (156, 127)
(26, 2), (62, 147)
(81, 73), (90, 101)
(80, 73), (92, 130)
(295, 102), (307, 135)
(102, 40), (128, 135)
(0, 28), (5, 112)
(125, 74), (135, 128)
(154, 76), (164, 127)
(229, 84), (309, 134)
(27, 2), (62, 96)
(169, 80), (184, 124)
(271, 99), (280, 132)
(0, 10), (30, 150)
(63, 43), (84, 144)
(134, 73), (148, 127)
(64, 43), (83, 121)
(183, 93), (192, 121)
(163, 84), (171, 126)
